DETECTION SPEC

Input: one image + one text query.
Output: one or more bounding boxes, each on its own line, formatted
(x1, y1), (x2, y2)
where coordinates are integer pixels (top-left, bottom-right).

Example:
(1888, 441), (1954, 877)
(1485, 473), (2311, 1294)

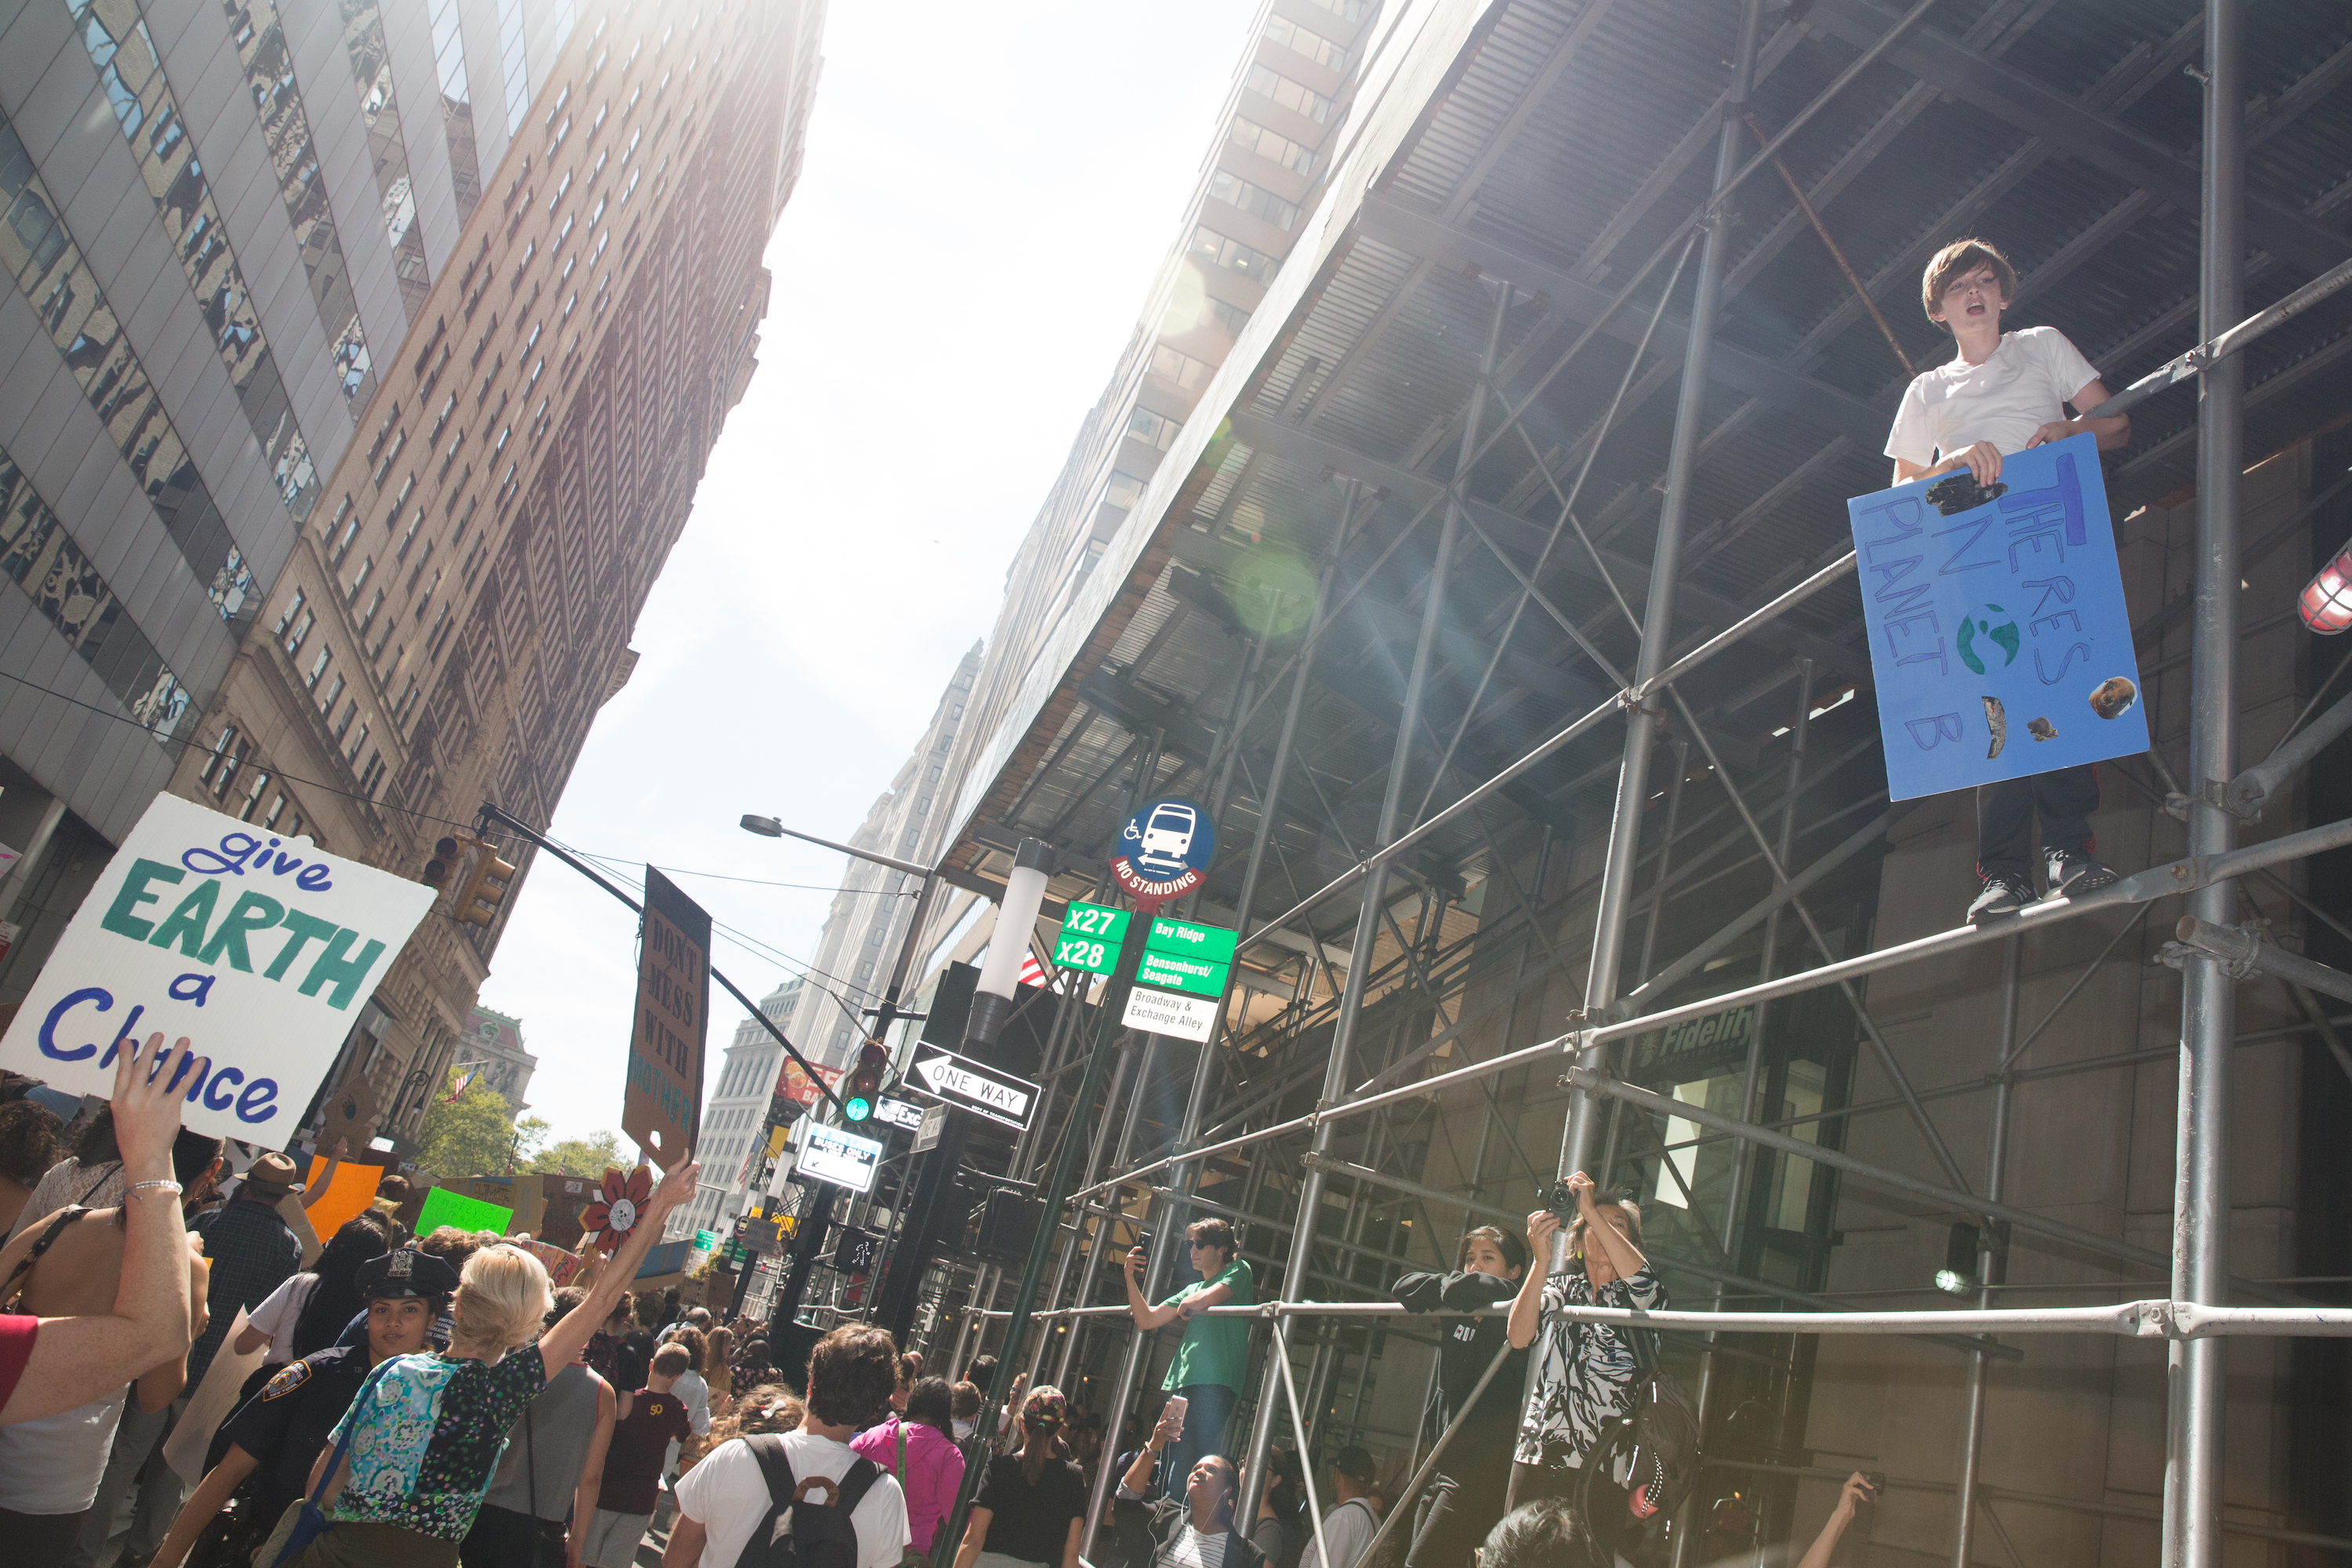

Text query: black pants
(1976, 763), (2100, 883)
(1404, 1439), (1512, 1568)
(458, 1503), (566, 1568)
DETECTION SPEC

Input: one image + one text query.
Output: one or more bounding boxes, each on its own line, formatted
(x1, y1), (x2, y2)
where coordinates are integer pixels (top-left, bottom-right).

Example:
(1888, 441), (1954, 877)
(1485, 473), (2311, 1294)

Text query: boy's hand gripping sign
(1847, 432), (2149, 800)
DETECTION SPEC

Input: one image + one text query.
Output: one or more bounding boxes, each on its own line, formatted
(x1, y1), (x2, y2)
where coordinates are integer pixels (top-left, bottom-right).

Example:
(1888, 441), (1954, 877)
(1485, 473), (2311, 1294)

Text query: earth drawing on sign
(1955, 605), (2020, 675)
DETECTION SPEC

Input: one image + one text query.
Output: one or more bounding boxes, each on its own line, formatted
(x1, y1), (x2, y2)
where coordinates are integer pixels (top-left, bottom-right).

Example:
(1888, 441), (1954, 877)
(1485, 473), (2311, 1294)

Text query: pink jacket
(851, 1415), (967, 1554)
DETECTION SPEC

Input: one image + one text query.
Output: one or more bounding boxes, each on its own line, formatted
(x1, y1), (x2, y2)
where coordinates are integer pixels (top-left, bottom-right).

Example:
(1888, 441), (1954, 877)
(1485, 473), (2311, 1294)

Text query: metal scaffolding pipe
(2228, 686), (2352, 818)
(1562, 0), (1769, 1206)
(2171, 3), (2245, 1559)
(1953, 935), (2020, 1568)
(2174, 916), (2352, 1006)
(1242, 281), (1512, 1513)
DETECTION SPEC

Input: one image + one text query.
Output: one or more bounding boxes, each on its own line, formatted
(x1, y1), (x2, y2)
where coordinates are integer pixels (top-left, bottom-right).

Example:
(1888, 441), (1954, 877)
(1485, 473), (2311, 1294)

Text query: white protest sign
(0, 794), (436, 1144)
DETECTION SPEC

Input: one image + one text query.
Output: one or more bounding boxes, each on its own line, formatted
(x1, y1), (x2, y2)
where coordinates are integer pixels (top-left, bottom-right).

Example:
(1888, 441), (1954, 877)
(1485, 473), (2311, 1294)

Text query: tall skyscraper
(0, 0), (828, 1152)
(677, 973), (800, 1240)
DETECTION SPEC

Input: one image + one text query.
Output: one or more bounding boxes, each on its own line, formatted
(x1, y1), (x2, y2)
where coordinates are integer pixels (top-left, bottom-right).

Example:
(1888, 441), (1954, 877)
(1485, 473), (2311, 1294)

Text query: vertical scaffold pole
(1556, 0), (1767, 1187)
(2170, 1), (2242, 1563)
(1953, 933), (2020, 1566)
(1236, 284), (1511, 1510)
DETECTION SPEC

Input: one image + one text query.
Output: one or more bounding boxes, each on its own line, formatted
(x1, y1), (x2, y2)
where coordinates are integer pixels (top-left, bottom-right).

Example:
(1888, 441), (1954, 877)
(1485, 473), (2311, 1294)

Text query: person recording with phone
(1123, 1218), (1253, 1488)
(1504, 1173), (1661, 1559)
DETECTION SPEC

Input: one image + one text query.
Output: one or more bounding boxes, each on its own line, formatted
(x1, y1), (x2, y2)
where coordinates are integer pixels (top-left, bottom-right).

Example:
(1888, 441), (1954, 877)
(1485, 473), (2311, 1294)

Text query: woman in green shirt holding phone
(1124, 1218), (1252, 1492)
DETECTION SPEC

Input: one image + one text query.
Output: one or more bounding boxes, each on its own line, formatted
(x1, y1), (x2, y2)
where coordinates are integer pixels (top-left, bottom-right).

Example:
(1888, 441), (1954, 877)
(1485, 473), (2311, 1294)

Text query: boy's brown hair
(651, 1342), (691, 1378)
(1921, 238), (2019, 328)
(804, 1324), (900, 1428)
(1185, 1217), (1236, 1260)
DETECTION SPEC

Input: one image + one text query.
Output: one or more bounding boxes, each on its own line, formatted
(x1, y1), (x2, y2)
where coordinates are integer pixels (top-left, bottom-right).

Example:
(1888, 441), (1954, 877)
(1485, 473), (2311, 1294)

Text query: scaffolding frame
(922, 3), (2352, 1563)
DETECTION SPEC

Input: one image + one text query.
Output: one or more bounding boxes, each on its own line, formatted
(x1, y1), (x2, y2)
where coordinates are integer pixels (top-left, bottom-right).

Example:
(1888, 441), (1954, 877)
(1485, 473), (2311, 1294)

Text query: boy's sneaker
(2045, 848), (2118, 901)
(1968, 873), (2031, 923)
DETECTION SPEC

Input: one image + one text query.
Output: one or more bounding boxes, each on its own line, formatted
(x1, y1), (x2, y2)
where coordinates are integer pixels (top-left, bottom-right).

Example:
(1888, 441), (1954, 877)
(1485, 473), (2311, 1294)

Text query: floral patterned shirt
(327, 1348), (547, 1540)
(1514, 1266), (1665, 1467)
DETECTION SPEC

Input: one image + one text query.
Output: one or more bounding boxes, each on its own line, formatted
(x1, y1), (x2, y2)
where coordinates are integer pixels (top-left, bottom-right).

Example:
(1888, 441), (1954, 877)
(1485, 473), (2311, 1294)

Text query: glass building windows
(1187, 227), (1277, 283)
(0, 444), (190, 737)
(1245, 64), (1335, 123)
(429, 0), (481, 218)
(338, 0), (432, 313)
(1126, 407), (1182, 452)
(0, 111), (256, 619)
(1230, 116), (1318, 177)
(499, 0), (530, 134)
(1208, 170), (1301, 231)
(220, 0), (376, 406)
(1304, 0), (1370, 20)
(1263, 15), (1352, 72)
(67, 2), (321, 517)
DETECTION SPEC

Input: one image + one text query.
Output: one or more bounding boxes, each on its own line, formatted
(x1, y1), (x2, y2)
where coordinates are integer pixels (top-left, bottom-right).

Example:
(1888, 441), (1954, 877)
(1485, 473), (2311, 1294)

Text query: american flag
(1018, 948), (1049, 987)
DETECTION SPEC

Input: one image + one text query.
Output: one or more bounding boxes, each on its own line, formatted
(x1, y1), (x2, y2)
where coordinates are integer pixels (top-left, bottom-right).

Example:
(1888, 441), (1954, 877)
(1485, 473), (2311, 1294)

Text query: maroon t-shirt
(601, 1387), (692, 1513)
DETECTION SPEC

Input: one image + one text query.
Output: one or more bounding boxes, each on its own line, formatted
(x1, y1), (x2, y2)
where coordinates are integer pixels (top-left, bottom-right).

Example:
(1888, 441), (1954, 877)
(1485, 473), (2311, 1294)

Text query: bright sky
(476, 0), (1262, 1152)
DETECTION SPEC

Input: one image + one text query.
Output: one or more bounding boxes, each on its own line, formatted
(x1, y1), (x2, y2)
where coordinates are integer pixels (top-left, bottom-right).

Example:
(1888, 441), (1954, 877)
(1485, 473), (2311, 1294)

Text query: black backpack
(731, 1436), (883, 1568)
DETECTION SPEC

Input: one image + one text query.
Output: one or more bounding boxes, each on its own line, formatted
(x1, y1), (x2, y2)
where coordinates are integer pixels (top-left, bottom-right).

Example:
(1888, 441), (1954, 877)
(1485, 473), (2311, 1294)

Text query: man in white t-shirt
(1884, 238), (2133, 923)
(666, 1324), (909, 1568)
(1296, 1445), (1381, 1568)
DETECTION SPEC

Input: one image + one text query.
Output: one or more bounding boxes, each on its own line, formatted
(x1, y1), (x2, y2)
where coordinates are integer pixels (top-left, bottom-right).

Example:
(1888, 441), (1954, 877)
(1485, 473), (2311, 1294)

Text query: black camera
(1546, 1180), (1578, 1223)
(1925, 471), (2008, 516)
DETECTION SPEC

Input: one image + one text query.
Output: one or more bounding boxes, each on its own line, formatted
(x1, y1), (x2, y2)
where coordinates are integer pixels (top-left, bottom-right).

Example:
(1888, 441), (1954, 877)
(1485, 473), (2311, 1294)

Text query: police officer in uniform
(150, 1249), (459, 1568)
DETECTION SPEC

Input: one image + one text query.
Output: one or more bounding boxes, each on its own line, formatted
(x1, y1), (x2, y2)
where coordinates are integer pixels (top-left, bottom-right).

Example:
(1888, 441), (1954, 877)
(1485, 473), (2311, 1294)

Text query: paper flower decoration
(580, 1164), (652, 1256)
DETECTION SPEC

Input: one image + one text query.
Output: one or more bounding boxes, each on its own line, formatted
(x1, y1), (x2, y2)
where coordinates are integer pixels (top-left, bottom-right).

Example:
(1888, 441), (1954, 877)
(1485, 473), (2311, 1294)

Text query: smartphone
(1162, 1394), (1189, 1439)
(1853, 1472), (1884, 1541)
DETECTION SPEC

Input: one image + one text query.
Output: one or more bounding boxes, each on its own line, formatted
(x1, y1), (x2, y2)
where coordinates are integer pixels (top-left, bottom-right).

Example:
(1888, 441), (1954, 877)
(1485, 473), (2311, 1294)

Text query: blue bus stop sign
(1109, 797), (1214, 911)
(1846, 432), (2149, 801)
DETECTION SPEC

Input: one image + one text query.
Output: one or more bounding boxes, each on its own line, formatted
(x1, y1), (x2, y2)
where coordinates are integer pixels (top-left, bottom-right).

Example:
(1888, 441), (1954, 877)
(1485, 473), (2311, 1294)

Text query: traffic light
(452, 843), (517, 926)
(843, 1040), (888, 1123)
(423, 835), (463, 887)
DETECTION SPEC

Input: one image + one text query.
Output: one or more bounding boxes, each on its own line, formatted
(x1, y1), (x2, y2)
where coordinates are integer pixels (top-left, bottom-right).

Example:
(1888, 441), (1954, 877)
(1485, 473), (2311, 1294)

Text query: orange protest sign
(303, 1158), (389, 1240)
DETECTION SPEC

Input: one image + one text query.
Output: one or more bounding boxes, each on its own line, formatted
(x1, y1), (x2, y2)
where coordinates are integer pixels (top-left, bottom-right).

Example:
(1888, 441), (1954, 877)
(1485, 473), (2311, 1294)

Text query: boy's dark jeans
(1976, 764), (2099, 884)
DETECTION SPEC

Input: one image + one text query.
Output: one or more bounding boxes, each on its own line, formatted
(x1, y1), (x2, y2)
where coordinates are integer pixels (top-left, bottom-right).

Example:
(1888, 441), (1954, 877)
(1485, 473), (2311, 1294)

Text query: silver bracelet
(125, 1179), (183, 1199)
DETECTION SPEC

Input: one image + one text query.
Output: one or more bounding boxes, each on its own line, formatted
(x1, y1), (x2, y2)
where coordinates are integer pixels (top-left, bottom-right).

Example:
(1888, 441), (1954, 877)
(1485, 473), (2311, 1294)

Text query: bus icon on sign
(1134, 801), (1199, 877)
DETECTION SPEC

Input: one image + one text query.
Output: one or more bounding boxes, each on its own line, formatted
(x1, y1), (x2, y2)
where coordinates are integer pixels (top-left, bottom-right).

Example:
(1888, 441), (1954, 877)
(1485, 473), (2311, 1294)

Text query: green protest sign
(415, 1185), (515, 1237)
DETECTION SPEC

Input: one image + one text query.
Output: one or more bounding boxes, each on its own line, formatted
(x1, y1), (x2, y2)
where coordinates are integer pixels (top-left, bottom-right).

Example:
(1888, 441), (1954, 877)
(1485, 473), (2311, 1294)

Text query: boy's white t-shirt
(674, 1429), (910, 1568)
(1884, 325), (2102, 465)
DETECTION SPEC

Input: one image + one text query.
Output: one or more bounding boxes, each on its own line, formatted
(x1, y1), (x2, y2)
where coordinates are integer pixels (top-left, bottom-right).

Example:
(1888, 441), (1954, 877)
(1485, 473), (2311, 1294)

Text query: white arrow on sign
(906, 1047), (1040, 1130)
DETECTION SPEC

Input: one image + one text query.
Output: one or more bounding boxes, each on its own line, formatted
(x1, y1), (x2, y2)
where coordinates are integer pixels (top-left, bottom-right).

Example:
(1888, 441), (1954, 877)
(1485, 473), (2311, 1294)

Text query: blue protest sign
(1847, 432), (2148, 801)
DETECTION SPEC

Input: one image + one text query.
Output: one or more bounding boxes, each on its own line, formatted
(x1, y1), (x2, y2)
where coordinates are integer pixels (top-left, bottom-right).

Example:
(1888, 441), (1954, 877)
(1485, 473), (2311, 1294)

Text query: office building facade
(0, 0), (827, 1149)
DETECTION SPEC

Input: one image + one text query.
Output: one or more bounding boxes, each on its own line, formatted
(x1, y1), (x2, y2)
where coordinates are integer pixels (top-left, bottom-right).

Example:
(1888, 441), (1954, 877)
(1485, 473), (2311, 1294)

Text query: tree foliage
(530, 1131), (628, 1177)
(415, 1077), (528, 1177)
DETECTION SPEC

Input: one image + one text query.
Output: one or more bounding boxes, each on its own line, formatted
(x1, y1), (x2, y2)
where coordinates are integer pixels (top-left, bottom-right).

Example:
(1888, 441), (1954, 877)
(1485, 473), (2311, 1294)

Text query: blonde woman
(702, 1324), (735, 1404)
(286, 1150), (697, 1567)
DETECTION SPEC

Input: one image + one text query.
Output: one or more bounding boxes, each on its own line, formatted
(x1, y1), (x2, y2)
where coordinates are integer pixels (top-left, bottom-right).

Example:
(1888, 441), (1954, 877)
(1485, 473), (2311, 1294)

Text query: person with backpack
(851, 1375), (964, 1566)
(949, 1385), (1085, 1568)
(1391, 1226), (1529, 1568)
(1297, 1447), (1380, 1568)
(1107, 1403), (1264, 1568)
(666, 1323), (909, 1567)
(1504, 1173), (1664, 1563)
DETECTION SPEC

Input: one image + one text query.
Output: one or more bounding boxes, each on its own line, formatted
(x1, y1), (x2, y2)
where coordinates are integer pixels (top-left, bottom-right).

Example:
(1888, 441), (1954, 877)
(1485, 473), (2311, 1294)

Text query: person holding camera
(1884, 238), (2133, 923)
(1504, 1174), (1660, 1558)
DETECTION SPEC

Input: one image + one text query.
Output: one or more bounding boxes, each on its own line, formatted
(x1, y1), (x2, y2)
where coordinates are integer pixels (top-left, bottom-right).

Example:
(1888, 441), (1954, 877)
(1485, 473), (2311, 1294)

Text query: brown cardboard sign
(322, 1067), (380, 1149)
(622, 868), (708, 1163)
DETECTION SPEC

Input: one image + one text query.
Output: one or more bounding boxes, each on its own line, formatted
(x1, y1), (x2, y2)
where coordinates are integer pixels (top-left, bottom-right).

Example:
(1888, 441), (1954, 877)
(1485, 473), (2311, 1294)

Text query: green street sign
(1051, 902), (1131, 976)
(1145, 916), (1237, 965)
(1137, 949), (1230, 999)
